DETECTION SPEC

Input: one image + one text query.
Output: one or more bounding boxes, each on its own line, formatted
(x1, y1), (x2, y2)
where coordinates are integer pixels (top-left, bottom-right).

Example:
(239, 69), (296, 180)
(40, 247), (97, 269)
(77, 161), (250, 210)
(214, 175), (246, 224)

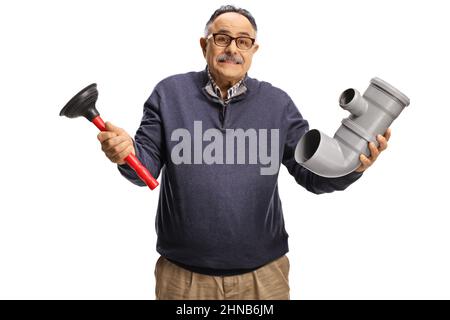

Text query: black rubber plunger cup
(59, 83), (159, 190)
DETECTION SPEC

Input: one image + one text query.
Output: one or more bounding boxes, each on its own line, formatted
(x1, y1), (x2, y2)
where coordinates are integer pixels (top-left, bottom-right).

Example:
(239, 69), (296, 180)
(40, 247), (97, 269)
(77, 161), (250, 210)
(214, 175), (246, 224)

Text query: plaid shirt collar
(205, 67), (247, 102)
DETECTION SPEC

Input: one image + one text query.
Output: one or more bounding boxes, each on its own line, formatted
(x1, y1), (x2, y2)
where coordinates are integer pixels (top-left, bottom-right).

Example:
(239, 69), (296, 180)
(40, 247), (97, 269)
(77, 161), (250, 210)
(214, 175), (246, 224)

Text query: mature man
(97, 5), (390, 300)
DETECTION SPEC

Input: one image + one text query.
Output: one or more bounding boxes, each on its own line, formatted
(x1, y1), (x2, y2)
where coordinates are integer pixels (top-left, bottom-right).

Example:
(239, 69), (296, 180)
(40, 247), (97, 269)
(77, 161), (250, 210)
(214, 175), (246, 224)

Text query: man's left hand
(355, 128), (391, 173)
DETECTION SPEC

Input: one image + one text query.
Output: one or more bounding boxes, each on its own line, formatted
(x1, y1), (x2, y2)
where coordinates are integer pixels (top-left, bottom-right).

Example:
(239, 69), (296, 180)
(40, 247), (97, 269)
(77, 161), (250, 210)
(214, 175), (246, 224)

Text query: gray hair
(204, 5), (258, 37)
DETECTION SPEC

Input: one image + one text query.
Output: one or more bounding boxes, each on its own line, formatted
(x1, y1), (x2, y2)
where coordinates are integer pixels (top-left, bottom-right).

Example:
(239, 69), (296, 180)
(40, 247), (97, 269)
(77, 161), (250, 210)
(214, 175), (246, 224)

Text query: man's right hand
(97, 122), (135, 165)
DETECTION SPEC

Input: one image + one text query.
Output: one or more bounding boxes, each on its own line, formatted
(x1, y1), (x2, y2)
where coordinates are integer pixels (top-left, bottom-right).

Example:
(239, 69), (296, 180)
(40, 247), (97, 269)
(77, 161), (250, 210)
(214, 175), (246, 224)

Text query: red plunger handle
(92, 115), (159, 190)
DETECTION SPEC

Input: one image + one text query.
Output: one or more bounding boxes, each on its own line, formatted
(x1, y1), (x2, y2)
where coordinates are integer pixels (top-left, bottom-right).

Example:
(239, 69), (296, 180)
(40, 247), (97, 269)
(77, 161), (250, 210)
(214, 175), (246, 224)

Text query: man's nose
(224, 39), (239, 54)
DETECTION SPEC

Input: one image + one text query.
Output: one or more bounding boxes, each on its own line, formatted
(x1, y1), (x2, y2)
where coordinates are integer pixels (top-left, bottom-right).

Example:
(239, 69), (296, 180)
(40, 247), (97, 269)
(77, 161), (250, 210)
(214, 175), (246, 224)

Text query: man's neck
(212, 78), (237, 100)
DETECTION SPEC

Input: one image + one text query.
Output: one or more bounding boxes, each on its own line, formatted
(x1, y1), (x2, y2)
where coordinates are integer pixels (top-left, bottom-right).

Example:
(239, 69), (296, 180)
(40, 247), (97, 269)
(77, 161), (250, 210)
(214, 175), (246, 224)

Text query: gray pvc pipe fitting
(294, 77), (410, 178)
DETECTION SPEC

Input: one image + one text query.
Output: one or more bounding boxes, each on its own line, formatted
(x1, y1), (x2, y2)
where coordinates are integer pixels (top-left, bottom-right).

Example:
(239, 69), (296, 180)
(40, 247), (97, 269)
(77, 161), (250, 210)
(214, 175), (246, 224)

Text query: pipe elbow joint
(294, 77), (410, 178)
(295, 129), (358, 177)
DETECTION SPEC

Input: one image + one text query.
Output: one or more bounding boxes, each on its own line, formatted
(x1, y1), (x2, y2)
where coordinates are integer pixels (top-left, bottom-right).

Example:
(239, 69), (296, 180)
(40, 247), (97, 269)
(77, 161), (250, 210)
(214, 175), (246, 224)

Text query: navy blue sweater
(118, 69), (362, 272)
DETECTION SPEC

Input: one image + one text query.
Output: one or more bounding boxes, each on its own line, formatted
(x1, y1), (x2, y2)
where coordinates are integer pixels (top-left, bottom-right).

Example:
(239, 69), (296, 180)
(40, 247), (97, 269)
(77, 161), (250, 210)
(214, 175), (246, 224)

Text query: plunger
(59, 83), (159, 190)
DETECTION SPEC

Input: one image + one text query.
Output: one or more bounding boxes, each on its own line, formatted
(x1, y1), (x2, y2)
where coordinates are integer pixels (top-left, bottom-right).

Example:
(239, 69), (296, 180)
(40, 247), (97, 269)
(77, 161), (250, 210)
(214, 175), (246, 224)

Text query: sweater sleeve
(281, 97), (363, 194)
(117, 89), (165, 186)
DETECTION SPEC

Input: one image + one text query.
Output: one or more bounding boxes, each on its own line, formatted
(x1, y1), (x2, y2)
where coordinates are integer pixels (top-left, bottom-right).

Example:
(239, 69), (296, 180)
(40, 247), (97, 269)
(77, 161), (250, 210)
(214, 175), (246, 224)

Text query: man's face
(200, 12), (259, 86)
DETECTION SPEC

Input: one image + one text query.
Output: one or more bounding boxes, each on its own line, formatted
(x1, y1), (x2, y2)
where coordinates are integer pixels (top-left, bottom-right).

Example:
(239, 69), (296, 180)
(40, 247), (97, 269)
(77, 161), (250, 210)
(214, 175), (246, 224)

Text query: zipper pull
(220, 101), (229, 130)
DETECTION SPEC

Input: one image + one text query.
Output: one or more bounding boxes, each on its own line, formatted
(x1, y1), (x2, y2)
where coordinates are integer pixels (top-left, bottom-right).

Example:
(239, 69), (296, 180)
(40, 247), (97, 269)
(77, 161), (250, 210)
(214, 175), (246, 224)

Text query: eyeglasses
(207, 33), (255, 50)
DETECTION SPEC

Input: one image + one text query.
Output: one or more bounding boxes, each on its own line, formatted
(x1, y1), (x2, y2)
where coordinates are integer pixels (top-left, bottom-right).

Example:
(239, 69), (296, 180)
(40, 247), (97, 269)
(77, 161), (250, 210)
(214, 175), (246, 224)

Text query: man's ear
(200, 37), (207, 58)
(252, 43), (259, 54)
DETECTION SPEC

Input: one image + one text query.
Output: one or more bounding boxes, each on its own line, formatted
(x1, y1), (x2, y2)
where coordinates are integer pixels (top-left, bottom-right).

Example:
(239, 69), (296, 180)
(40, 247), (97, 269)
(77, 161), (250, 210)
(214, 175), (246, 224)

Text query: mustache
(217, 53), (244, 65)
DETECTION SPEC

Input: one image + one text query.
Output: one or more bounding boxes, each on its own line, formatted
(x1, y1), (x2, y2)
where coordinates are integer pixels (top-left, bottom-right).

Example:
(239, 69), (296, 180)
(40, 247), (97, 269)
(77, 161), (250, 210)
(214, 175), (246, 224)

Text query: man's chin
(215, 64), (244, 80)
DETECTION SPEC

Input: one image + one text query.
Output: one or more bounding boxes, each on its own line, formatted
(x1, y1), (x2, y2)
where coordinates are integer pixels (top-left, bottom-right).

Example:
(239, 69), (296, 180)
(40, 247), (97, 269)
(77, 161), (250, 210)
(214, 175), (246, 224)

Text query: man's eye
(237, 39), (247, 46)
(216, 36), (228, 42)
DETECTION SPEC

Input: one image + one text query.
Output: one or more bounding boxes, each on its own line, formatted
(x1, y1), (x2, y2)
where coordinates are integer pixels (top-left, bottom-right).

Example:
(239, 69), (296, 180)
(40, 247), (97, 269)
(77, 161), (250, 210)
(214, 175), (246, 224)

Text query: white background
(0, 0), (448, 299)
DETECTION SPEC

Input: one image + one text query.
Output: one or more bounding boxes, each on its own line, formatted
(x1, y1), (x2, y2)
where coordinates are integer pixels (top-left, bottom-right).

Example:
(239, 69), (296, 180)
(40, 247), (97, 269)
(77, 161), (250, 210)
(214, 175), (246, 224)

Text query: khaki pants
(154, 255), (290, 300)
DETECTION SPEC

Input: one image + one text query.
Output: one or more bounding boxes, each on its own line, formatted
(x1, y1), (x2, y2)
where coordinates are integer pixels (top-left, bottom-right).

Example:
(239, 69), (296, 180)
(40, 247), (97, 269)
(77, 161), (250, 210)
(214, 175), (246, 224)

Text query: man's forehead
(209, 12), (255, 36)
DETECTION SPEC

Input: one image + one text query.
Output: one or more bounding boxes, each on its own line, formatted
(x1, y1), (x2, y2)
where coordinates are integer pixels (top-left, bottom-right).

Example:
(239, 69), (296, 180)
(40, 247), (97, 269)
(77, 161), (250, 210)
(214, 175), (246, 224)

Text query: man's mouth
(220, 60), (241, 65)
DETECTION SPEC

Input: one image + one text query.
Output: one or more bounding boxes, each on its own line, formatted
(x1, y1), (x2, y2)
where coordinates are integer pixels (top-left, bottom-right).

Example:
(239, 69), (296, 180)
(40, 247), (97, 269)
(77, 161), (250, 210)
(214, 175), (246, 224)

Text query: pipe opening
(340, 88), (355, 106)
(297, 129), (321, 162)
